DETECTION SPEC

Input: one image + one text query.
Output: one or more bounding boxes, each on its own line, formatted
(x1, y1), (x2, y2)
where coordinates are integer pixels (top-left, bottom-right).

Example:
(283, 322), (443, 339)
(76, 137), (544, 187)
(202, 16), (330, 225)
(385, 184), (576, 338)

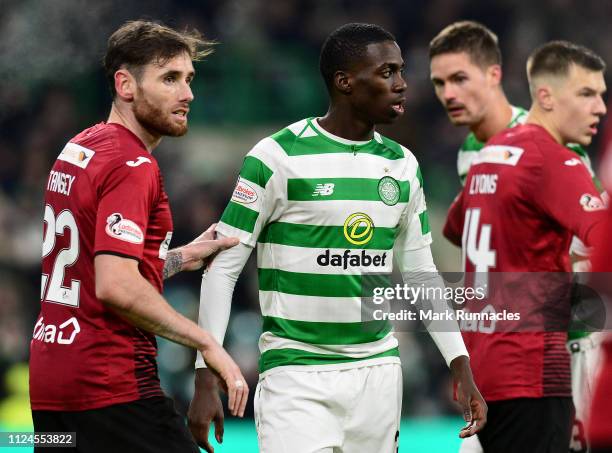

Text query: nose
(181, 81), (194, 103)
(595, 95), (607, 117)
(442, 84), (456, 103)
(394, 74), (407, 93)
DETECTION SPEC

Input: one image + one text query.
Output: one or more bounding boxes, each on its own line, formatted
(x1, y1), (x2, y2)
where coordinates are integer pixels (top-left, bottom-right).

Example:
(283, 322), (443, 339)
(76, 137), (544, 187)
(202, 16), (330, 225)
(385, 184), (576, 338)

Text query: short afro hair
(319, 23), (396, 92)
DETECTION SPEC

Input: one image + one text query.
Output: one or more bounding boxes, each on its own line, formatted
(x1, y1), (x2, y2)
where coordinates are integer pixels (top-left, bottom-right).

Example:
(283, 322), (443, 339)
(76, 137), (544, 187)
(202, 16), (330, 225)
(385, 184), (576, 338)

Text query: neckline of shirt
(310, 117), (374, 146)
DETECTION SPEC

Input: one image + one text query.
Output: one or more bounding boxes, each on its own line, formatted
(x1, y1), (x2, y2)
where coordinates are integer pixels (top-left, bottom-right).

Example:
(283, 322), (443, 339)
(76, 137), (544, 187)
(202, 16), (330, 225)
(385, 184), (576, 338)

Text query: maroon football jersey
(588, 145), (612, 447)
(444, 124), (605, 401)
(30, 123), (172, 410)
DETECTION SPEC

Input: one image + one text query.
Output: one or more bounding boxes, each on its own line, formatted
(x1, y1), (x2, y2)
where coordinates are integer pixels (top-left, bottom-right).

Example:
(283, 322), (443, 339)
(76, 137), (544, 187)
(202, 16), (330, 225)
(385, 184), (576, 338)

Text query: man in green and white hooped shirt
(429, 20), (604, 453)
(188, 23), (487, 453)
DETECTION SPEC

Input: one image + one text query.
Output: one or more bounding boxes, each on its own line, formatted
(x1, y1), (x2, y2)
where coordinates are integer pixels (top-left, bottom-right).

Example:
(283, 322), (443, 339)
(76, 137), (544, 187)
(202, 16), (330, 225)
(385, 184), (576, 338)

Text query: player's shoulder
(242, 120), (311, 171)
(68, 122), (155, 167)
(57, 123), (159, 188)
(508, 124), (585, 169)
(374, 133), (422, 183)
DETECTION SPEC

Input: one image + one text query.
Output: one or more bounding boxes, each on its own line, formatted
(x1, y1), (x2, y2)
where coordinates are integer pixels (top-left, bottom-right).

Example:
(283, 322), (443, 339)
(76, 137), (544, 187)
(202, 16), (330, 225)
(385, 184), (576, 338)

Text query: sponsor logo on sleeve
(126, 156), (152, 167)
(105, 213), (144, 244)
(159, 231), (173, 259)
(231, 178), (258, 204)
(57, 143), (95, 169)
(579, 194), (605, 212)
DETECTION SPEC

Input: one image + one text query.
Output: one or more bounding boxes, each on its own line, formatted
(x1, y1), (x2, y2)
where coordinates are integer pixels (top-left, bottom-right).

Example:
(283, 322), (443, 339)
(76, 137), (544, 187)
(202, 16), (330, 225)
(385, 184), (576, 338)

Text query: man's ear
(333, 70), (352, 95)
(114, 69), (136, 102)
(534, 84), (554, 111)
(487, 64), (503, 87)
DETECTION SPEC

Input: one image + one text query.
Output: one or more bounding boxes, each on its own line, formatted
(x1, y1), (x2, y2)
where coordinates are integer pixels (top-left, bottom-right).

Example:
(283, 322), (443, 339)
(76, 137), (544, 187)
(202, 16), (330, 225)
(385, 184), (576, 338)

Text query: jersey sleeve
(216, 137), (285, 248)
(94, 156), (159, 260)
(533, 147), (606, 247)
(394, 162), (432, 252)
(443, 190), (465, 247)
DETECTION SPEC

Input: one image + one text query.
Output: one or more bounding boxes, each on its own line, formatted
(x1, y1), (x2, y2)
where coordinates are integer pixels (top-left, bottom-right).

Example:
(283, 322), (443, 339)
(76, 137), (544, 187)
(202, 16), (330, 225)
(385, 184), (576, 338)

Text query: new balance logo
(127, 156), (152, 167)
(565, 158), (582, 167)
(312, 183), (335, 196)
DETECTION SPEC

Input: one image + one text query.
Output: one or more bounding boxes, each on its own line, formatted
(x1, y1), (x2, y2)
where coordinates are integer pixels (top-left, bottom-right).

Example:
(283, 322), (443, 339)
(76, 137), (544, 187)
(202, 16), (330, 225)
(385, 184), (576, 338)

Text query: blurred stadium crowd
(1, 0), (612, 424)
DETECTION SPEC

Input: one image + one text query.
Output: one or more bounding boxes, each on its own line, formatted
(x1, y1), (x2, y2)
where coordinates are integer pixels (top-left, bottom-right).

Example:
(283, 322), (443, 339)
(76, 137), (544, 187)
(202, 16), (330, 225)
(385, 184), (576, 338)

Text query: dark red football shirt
(588, 143), (612, 447)
(30, 123), (173, 411)
(444, 124), (605, 401)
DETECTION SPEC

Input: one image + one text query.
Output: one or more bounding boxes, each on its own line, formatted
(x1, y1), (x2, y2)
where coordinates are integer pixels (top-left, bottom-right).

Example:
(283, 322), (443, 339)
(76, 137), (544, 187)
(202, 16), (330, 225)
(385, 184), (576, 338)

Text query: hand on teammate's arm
(163, 223), (240, 279)
(450, 355), (487, 438)
(94, 254), (248, 417)
(189, 368), (225, 452)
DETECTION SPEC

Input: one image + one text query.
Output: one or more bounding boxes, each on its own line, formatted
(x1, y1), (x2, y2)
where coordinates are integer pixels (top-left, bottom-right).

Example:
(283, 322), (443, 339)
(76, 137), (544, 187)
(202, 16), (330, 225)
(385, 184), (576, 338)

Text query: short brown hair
(104, 20), (215, 98)
(429, 21), (501, 68)
(527, 40), (605, 82)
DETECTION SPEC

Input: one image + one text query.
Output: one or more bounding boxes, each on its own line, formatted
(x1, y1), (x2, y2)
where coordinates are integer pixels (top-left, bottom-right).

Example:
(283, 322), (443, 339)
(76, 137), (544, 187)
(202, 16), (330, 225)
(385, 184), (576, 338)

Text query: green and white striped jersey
(216, 118), (432, 374)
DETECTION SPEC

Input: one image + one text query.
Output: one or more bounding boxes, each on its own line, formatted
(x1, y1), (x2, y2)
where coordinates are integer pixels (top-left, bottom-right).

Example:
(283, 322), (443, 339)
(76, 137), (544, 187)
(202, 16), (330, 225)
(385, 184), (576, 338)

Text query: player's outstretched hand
(200, 338), (249, 418)
(188, 368), (225, 453)
(179, 223), (240, 272)
(450, 356), (487, 438)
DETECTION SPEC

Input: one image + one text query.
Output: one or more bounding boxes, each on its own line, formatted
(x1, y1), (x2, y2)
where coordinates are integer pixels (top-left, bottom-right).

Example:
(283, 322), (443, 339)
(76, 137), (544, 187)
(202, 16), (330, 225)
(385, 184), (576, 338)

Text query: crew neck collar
(310, 117), (375, 146)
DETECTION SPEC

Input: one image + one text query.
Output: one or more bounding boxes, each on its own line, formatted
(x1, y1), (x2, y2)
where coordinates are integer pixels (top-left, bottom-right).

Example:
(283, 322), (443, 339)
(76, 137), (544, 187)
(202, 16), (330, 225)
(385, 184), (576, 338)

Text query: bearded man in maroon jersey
(29, 20), (248, 453)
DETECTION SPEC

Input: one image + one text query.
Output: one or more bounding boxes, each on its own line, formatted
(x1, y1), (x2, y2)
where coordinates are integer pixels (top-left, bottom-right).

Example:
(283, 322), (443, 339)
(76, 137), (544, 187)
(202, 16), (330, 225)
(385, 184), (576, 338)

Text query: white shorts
(568, 333), (603, 452)
(458, 434), (483, 453)
(254, 363), (402, 453)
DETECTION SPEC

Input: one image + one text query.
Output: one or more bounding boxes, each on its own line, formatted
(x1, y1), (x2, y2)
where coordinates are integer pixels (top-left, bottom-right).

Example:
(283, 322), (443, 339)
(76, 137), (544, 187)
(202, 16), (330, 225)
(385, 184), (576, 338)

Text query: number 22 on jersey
(41, 204), (80, 307)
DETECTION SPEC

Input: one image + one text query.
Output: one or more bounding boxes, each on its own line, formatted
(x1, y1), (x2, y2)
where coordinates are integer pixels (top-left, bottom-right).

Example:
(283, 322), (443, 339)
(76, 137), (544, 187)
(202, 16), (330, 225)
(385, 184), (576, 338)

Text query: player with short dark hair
(429, 20), (501, 69)
(443, 40), (607, 453)
(319, 23), (396, 92)
(29, 20), (248, 453)
(431, 22), (605, 452)
(188, 22), (487, 453)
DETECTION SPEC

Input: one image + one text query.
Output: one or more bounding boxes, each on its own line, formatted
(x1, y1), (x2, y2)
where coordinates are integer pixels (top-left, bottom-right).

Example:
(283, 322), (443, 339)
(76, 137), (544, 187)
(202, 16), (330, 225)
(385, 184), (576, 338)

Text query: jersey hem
(258, 355), (401, 379)
(30, 389), (164, 412)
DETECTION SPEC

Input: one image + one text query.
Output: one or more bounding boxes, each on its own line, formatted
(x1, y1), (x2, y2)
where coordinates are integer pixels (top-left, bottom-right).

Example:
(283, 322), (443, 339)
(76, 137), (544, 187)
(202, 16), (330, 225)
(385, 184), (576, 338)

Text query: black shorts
(477, 397), (574, 453)
(32, 396), (199, 453)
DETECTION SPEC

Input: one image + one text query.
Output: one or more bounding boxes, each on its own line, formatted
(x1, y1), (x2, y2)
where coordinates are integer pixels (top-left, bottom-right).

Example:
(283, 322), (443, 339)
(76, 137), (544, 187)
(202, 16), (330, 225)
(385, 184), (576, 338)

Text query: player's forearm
(195, 239), (252, 368)
(396, 245), (469, 365)
(95, 255), (215, 352)
(449, 355), (473, 381)
(163, 247), (207, 279)
(195, 367), (219, 390)
(163, 249), (184, 280)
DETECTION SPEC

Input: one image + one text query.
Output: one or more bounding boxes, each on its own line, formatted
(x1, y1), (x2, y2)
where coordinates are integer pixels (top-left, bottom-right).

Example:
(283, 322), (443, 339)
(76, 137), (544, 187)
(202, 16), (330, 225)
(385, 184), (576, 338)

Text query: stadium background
(0, 0), (610, 451)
